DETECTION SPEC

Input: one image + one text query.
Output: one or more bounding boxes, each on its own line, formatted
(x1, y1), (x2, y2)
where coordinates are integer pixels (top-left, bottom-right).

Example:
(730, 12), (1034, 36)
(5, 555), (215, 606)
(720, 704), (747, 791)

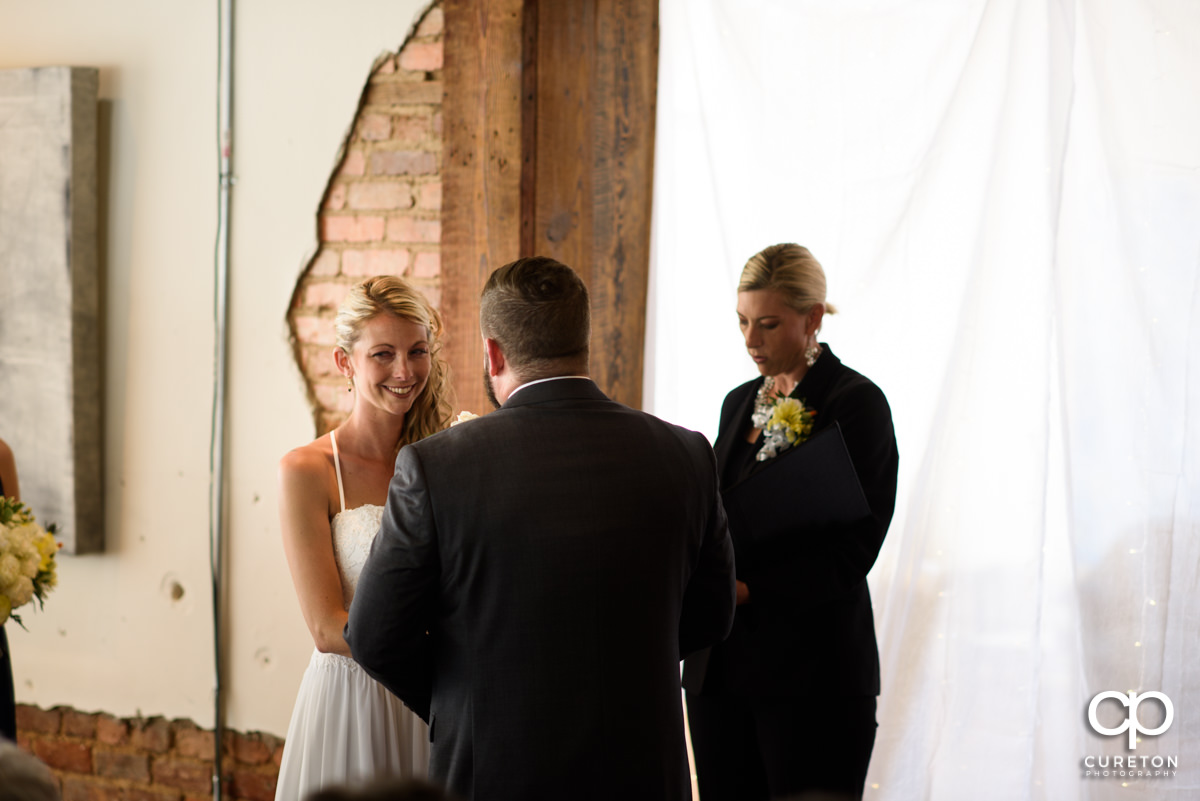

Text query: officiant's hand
(736, 581), (750, 605)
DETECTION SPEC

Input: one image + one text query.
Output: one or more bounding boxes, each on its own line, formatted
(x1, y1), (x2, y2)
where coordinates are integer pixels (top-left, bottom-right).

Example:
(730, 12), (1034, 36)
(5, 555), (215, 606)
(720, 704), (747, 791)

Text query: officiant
(683, 243), (899, 801)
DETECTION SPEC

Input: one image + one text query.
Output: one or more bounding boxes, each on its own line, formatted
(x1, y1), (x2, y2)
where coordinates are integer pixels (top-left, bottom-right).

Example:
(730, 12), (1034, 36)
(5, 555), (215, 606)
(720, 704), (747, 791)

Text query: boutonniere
(451, 410), (479, 426)
(751, 377), (817, 462)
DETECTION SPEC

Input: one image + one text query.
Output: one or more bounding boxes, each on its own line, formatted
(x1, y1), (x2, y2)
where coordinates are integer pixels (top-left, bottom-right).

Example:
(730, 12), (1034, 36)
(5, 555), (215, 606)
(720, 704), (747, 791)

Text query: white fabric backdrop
(648, 1), (1200, 798)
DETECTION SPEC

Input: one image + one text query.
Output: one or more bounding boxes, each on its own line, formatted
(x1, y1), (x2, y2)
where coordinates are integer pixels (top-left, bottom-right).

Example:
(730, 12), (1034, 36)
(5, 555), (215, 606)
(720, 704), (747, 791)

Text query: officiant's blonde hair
(335, 276), (455, 443)
(740, 243), (839, 317)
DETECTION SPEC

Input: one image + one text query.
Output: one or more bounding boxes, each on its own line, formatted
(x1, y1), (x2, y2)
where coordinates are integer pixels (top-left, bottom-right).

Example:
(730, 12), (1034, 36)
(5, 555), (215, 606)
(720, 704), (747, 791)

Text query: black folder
(721, 421), (870, 548)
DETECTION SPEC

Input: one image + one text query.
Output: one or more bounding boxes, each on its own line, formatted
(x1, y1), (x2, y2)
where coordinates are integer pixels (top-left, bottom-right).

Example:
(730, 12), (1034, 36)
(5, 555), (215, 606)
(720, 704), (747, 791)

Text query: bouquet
(0, 497), (61, 628)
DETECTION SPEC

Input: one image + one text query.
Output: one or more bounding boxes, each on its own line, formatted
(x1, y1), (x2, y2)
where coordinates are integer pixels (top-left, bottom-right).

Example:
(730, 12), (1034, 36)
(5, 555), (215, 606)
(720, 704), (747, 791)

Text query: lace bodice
(331, 504), (384, 610)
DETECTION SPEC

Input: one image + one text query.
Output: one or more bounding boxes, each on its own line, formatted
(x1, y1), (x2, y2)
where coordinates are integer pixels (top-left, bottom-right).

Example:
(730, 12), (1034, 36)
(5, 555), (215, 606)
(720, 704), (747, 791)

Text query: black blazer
(683, 345), (898, 696)
(347, 378), (736, 801)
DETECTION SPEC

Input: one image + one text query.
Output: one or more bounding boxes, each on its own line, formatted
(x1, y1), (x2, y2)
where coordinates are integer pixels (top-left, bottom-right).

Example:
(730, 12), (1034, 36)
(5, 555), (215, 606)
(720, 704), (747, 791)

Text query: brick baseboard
(16, 703), (281, 801)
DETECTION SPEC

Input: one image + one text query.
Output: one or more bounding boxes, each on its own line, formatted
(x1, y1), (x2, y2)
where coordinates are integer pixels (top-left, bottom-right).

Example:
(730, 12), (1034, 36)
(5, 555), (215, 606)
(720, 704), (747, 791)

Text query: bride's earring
(347, 377), (354, 393)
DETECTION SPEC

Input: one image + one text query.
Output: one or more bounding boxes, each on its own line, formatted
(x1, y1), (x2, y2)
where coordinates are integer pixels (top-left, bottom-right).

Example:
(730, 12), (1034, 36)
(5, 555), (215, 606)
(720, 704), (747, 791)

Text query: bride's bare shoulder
(279, 436), (334, 487)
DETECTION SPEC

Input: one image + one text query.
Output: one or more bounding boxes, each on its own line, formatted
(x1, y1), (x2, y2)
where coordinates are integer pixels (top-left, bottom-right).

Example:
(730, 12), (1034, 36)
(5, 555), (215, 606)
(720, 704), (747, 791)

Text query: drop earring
(804, 341), (821, 367)
(347, 377), (354, 392)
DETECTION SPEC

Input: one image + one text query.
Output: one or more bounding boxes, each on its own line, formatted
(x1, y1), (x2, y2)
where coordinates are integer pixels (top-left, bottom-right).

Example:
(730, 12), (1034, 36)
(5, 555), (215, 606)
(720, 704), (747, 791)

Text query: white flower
(9, 575), (34, 607)
(0, 554), (19, 587)
(451, 410), (479, 426)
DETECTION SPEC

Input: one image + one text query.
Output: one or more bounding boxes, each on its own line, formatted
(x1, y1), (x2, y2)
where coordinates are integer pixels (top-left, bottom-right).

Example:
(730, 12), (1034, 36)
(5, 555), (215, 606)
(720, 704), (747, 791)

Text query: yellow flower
(769, 398), (814, 444)
(0, 595), (10, 626)
(36, 530), (58, 573)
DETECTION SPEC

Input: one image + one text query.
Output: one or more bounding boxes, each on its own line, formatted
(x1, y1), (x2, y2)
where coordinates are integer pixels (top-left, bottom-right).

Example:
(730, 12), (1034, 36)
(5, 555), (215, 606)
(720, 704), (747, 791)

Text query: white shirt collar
(507, 375), (592, 401)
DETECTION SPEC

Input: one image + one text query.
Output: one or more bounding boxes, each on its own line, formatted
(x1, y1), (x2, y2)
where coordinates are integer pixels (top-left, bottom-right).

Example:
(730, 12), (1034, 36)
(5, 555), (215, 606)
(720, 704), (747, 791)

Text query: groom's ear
(483, 337), (506, 376)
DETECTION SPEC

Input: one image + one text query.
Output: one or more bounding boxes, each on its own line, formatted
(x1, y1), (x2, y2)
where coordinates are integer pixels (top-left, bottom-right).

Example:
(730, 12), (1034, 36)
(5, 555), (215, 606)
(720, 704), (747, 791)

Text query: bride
(275, 275), (454, 799)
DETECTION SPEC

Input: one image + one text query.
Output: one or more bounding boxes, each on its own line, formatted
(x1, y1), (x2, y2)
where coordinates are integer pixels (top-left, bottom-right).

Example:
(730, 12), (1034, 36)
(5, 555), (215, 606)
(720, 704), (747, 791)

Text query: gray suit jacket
(347, 378), (736, 801)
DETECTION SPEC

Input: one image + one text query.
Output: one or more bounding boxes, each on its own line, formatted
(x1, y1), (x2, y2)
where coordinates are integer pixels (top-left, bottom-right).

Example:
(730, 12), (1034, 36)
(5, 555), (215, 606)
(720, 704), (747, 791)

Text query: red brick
(314, 382), (354, 415)
(62, 709), (98, 738)
(392, 114), (431, 143)
(228, 768), (276, 801)
(320, 215), (385, 243)
(128, 789), (186, 801)
(231, 733), (272, 766)
(341, 248), (410, 277)
(357, 113), (392, 142)
(309, 248), (339, 277)
(346, 182), (413, 211)
(151, 757), (213, 794)
(386, 217), (441, 244)
(292, 314), (335, 347)
(303, 281), (350, 311)
(271, 744), (284, 769)
(173, 724), (215, 761)
(399, 42), (443, 72)
(413, 284), (442, 309)
(432, 112), (443, 135)
(95, 748), (151, 782)
(17, 731), (35, 750)
(369, 150), (436, 176)
(34, 738), (92, 773)
(412, 252), (440, 278)
(96, 715), (129, 746)
(417, 181), (442, 210)
(416, 7), (444, 37)
(319, 410), (346, 437)
(339, 149), (366, 177)
(132, 717), (172, 754)
(17, 704), (62, 734)
(324, 183), (346, 211)
(366, 80), (442, 106)
(62, 777), (124, 801)
(374, 55), (396, 75)
(303, 345), (341, 379)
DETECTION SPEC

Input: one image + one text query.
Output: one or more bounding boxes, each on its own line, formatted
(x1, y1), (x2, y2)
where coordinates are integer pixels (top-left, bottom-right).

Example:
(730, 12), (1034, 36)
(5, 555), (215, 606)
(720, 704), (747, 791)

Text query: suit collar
(793, 342), (841, 403)
(501, 377), (608, 409)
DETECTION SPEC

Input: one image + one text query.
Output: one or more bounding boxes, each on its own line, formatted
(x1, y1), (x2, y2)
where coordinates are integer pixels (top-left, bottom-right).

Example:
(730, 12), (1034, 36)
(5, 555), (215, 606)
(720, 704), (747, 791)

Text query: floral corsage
(751, 377), (817, 462)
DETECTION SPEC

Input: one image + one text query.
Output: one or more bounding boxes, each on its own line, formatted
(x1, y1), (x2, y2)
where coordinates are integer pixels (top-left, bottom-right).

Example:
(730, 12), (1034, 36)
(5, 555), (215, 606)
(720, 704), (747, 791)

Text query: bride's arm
(0, 438), (19, 501)
(279, 446), (352, 657)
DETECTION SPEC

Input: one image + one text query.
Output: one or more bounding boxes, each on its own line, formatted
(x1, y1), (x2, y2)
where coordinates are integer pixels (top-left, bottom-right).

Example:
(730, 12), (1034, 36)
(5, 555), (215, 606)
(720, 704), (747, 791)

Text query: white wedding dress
(274, 432), (429, 800)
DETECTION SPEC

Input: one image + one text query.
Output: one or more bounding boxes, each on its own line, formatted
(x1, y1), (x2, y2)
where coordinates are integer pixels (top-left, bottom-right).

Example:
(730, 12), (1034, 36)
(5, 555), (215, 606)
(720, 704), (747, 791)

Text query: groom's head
(480, 256), (591, 402)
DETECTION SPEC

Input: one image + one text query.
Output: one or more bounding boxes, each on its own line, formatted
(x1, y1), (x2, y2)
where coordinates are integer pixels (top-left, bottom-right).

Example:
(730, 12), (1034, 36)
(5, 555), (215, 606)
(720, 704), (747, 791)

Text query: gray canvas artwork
(0, 66), (103, 554)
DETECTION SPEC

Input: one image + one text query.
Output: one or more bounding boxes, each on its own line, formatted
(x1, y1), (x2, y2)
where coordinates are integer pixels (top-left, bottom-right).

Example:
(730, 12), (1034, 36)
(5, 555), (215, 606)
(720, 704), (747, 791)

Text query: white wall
(0, 0), (428, 736)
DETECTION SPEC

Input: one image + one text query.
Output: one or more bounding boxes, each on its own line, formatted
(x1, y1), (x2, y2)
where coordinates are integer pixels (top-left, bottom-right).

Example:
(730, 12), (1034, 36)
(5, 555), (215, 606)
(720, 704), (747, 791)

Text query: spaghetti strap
(330, 430), (346, 515)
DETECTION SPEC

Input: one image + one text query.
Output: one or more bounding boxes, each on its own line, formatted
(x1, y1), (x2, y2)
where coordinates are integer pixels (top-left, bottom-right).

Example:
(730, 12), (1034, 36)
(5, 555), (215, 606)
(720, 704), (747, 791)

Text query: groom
(347, 256), (736, 801)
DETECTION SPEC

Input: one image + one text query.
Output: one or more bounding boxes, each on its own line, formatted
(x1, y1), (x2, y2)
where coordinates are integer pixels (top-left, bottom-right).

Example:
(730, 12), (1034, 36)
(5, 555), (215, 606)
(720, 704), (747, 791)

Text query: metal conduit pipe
(211, 0), (234, 798)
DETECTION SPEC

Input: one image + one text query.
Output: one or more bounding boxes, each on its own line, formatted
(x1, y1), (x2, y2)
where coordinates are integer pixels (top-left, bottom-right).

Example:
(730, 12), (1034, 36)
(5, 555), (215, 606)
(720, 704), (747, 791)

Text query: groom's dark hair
(480, 256), (590, 380)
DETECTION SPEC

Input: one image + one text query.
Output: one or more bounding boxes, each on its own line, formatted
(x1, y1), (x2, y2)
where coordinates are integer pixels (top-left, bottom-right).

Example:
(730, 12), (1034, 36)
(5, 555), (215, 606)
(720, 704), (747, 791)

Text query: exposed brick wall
(16, 704), (282, 801)
(288, 2), (445, 436)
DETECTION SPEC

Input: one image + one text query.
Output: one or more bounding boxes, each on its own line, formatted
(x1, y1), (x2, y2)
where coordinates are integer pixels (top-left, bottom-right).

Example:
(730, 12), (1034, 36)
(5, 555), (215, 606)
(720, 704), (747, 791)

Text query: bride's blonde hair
(335, 275), (455, 445)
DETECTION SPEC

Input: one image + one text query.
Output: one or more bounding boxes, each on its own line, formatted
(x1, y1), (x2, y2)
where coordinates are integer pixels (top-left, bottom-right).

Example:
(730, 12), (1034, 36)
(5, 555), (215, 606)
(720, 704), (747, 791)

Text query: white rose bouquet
(0, 497), (60, 628)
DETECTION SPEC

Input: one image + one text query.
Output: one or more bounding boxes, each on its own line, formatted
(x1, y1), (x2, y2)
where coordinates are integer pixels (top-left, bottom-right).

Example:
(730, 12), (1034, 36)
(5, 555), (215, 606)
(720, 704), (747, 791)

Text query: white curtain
(648, 1), (1200, 799)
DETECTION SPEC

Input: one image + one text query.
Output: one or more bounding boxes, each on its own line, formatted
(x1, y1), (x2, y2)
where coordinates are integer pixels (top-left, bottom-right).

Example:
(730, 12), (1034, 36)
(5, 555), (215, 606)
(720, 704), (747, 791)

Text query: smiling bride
(274, 275), (454, 799)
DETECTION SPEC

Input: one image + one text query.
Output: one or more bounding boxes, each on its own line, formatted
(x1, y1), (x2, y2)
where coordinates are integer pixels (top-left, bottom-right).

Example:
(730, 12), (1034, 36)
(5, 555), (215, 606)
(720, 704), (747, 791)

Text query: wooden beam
(442, 0), (658, 412)
(441, 0), (526, 416)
